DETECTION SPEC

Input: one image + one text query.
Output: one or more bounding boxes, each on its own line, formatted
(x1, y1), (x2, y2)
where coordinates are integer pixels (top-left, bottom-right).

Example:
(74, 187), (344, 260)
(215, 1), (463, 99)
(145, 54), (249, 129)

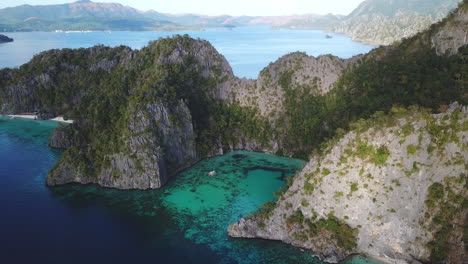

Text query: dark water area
(0, 117), (380, 264)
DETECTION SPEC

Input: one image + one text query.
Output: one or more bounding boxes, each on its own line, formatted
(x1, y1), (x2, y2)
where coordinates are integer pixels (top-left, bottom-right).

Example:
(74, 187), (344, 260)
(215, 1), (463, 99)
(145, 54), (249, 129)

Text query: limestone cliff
(229, 103), (468, 263)
(1, 1), (467, 194)
(1, 34), (352, 189)
(48, 124), (74, 149)
(331, 0), (462, 46)
(47, 99), (197, 189)
(42, 37), (253, 189)
(226, 6), (468, 263)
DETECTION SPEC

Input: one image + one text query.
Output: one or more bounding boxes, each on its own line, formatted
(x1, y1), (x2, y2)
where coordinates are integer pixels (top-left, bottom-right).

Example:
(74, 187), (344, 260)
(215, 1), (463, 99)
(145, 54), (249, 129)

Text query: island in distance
(0, 34), (13, 43)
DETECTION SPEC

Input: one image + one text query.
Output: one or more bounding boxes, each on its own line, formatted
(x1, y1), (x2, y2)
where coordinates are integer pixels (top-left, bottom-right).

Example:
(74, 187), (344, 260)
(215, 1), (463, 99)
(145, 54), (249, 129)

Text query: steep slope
(219, 2), (467, 159)
(0, 36), (274, 189)
(229, 103), (467, 263)
(227, 3), (468, 263)
(219, 52), (361, 157)
(0, 1), (466, 191)
(331, 0), (461, 45)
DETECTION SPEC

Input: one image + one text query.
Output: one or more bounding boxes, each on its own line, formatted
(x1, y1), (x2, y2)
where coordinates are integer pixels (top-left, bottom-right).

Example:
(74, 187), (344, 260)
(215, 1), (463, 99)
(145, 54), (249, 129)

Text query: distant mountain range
(0, 0), (261, 31)
(0, 0), (192, 31)
(0, 0), (462, 45)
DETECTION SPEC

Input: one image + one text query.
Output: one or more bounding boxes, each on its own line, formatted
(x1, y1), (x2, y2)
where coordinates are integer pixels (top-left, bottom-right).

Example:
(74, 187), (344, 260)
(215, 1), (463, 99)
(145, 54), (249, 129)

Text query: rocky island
(0, 0), (466, 263)
(0, 34), (13, 43)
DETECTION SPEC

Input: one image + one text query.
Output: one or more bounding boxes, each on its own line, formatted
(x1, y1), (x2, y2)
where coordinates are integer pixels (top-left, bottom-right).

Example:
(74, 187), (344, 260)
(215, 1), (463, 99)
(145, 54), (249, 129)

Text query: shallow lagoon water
(0, 27), (374, 78)
(0, 117), (382, 263)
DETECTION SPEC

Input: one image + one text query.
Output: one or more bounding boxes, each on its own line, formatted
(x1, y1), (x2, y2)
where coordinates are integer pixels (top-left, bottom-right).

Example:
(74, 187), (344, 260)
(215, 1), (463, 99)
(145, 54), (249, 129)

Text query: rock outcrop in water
(229, 103), (468, 263)
(47, 99), (199, 189)
(0, 1), (467, 264)
(1, 0), (467, 191)
(227, 4), (468, 264)
(0, 34), (13, 43)
(0, 33), (353, 189)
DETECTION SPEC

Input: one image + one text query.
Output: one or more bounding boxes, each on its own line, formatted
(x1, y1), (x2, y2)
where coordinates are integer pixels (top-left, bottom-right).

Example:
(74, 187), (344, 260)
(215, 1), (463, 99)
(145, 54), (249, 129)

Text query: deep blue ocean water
(0, 27), (374, 78)
(0, 117), (383, 264)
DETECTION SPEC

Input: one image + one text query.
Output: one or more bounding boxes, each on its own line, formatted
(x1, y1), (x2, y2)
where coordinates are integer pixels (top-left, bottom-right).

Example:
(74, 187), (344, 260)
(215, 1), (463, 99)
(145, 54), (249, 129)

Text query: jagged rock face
(98, 100), (197, 189)
(48, 99), (197, 189)
(221, 52), (357, 147)
(5, 2), (468, 193)
(48, 124), (74, 149)
(332, 13), (435, 46)
(331, 0), (461, 45)
(2, 35), (278, 190)
(155, 38), (233, 80)
(229, 103), (468, 263)
(430, 4), (468, 55)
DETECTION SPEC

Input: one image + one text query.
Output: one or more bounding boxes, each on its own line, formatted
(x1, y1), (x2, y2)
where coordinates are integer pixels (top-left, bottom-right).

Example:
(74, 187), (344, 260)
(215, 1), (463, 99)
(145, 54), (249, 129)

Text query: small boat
(208, 171), (216, 176)
(325, 34), (333, 39)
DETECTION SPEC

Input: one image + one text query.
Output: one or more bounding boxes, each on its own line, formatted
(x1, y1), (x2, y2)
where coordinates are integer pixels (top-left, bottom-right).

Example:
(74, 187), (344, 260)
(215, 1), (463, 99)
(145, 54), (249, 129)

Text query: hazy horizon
(0, 0), (366, 16)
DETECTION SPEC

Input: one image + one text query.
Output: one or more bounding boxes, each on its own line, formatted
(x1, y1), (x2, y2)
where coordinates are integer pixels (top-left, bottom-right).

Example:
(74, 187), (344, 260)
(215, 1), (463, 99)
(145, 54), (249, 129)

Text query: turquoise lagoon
(0, 117), (383, 263)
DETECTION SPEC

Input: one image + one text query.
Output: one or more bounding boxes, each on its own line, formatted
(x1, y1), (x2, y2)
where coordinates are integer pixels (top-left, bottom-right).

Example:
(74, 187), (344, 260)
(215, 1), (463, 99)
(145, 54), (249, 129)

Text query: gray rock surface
(48, 124), (73, 149)
(229, 103), (468, 263)
(48, 99), (198, 189)
(219, 52), (359, 154)
(430, 4), (468, 55)
(331, 0), (462, 45)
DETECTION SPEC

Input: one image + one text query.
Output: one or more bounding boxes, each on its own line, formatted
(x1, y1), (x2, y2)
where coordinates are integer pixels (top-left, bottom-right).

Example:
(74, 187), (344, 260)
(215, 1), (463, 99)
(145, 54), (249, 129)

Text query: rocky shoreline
(228, 103), (468, 263)
(0, 2), (466, 263)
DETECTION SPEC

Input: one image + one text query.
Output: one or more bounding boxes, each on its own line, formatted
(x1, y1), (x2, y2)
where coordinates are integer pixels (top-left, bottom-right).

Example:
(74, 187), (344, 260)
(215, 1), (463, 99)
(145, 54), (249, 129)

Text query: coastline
(1, 114), (74, 124)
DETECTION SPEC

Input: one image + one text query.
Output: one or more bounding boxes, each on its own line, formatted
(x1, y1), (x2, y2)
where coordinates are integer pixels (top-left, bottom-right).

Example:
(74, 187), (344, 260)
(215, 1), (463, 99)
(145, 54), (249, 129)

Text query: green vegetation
(401, 123), (415, 137)
(305, 216), (358, 250)
(0, 35), (274, 181)
(424, 176), (467, 262)
(350, 141), (391, 166)
(407, 145), (418, 155)
(285, 208), (358, 251)
(334, 191), (344, 198)
(303, 179), (316, 194)
(273, 5), (467, 158)
(404, 161), (421, 177)
(249, 201), (277, 221)
(425, 183), (445, 208)
(286, 209), (305, 227)
(322, 168), (331, 176)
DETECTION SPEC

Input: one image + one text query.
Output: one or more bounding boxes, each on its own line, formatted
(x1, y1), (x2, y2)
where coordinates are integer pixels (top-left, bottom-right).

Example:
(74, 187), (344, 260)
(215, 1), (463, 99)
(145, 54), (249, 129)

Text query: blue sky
(0, 0), (366, 16)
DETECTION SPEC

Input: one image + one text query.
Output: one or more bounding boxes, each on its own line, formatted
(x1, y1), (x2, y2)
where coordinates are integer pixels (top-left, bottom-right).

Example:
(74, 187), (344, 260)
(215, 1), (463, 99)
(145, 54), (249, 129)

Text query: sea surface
(0, 117), (382, 264)
(0, 27), (374, 78)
